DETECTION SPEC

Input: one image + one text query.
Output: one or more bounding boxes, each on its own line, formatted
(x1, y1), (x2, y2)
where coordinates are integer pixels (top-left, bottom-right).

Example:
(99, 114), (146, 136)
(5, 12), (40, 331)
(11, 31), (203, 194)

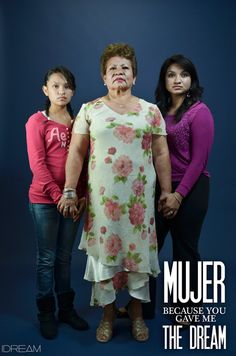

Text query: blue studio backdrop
(0, 0), (235, 355)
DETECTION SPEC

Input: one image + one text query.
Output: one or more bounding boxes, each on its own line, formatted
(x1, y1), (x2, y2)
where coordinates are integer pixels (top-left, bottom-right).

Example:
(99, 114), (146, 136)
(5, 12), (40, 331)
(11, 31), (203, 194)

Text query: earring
(104, 83), (106, 86)
(186, 91), (191, 98)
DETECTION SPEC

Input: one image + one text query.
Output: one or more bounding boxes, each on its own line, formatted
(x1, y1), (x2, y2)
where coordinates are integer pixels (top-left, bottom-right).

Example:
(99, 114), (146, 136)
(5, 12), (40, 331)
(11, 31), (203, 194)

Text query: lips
(113, 77), (125, 83)
(172, 86), (182, 89)
(58, 96), (67, 100)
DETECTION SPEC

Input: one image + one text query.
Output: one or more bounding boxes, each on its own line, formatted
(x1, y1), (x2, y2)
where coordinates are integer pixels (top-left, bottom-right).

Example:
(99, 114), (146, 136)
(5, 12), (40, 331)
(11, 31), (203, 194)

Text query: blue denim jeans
(29, 203), (80, 298)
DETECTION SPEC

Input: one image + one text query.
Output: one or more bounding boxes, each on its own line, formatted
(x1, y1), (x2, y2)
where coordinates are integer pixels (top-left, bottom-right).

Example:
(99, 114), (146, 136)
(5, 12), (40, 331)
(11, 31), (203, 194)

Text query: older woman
(58, 43), (171, 342)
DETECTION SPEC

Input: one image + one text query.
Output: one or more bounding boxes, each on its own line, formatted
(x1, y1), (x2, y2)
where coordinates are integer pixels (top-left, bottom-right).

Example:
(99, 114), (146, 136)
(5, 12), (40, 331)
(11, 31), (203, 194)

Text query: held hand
(158, 192), (170, 212)
(57, 196), (78, 217)
(158, 192), (183, 219)
(72, 197), (86, 222)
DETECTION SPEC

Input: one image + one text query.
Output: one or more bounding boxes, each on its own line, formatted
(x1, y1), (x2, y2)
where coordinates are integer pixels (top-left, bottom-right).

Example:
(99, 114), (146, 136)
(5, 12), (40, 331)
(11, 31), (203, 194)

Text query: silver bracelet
(63, 189), (77, 199)
(63, 187), (76, 192)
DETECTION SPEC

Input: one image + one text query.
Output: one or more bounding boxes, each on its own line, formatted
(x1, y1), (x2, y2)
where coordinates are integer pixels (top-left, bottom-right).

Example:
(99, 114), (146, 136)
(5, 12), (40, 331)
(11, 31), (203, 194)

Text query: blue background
(0, 0), (235, 355)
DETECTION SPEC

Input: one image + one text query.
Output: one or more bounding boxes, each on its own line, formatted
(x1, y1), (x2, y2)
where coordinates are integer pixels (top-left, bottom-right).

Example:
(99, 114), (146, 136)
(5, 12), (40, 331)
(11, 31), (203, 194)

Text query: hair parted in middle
(155, 54), (203, 122)
(100, 43), (137, 77)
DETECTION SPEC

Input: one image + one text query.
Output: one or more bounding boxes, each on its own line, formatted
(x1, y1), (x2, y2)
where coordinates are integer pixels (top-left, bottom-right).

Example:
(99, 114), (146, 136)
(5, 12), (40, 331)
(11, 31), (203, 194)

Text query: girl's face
(103, 56), (135, 92)
(43, 73), (74, 107)
(165, 63), (191, 96)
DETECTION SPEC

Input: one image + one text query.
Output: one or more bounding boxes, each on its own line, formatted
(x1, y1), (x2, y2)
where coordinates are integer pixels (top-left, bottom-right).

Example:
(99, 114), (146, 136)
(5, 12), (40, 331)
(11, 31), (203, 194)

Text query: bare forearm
(152, 135), (171, 193)
(65, 148), (84, 189)
(154, 151), (171, 193)
(64, 133), (89, 189)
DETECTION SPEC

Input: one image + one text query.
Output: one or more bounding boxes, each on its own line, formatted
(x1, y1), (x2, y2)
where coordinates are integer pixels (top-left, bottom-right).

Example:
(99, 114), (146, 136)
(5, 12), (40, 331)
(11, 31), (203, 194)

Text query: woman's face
(103, 56), (135, 92)
(43, 73), (74, 107)
(165, 63), (191, 96)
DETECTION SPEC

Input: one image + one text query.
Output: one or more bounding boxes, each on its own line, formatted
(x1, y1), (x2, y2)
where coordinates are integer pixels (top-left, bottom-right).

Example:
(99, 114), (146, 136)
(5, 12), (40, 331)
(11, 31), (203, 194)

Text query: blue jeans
(29, 203), (80, 298)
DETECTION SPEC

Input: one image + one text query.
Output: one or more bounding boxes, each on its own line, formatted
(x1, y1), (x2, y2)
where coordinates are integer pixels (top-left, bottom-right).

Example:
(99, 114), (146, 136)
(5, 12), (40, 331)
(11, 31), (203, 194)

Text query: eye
(122, 66), (129, 70)
(181, 72), (190, 78)
(53, 84), (59, 88)
(167, 72), (175, 78)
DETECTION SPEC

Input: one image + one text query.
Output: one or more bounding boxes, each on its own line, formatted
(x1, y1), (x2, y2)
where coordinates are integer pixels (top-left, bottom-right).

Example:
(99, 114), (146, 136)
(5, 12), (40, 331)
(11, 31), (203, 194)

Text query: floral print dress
(73, 98), (166, 306)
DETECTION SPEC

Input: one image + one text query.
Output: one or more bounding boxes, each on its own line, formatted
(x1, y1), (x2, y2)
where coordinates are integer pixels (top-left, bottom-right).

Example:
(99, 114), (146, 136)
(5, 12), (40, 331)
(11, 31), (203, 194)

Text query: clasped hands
(158, 192), (183, 219)
(57, 195), (86, 221)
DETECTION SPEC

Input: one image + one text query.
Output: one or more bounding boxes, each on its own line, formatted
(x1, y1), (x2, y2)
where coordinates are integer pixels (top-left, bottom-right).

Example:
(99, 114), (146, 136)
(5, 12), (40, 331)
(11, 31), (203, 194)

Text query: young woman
(26, 66), (89, 339)
(119, 54), (214, 327)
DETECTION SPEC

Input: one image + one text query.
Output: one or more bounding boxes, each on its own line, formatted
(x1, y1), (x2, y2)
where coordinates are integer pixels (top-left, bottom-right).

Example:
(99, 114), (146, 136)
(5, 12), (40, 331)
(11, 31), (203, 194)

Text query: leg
(54, 214), (79, 294)
(117, 187), (170, 320)
(29, 203), (59, 339)
(96, 302), (117, 342)
(170, 176), (209, 322)
(55, 215), (89, 330)
(128, 298), (149, 342)
(142, 207), (170, 319)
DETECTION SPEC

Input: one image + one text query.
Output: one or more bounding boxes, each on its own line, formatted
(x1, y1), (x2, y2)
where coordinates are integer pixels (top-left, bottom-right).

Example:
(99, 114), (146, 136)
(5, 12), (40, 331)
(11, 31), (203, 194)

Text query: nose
(58, 85), (65, 93)
(113, 67), (124, 76)
(174, 75), (182, 83)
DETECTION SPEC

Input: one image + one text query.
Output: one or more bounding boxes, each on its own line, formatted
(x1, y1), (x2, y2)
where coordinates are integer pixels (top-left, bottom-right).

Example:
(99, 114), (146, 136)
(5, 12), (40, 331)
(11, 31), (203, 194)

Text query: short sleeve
(73, 104), (90, 134)
(150, 105), (167, 135)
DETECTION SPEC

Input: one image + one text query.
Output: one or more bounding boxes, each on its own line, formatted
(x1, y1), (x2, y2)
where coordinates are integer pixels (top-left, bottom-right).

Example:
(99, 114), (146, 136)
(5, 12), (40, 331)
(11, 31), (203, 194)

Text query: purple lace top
(165, 101), (214, 197)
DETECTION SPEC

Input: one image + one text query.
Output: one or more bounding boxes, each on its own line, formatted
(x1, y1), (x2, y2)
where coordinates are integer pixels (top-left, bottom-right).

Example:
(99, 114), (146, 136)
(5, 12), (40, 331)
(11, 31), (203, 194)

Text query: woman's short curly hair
(100, 43), (137, 77)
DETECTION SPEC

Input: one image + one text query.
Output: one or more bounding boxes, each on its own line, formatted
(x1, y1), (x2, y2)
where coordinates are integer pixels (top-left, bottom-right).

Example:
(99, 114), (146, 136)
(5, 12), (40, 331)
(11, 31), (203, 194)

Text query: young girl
(26, 66), (89, 339)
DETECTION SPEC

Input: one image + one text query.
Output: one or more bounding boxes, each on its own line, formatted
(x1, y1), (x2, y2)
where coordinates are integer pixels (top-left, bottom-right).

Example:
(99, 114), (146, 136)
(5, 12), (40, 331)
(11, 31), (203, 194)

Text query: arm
(176, 106), (214, 197)
(57, 132), (89, 217)
(161, 106), (214, 218)
(152, 135), (172, 196)
(25, 117), (62, 203)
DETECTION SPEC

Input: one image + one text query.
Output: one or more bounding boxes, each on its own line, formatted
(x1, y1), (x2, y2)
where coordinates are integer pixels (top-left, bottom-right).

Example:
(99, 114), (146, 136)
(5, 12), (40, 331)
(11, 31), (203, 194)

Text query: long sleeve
(176, 106), (214, 197)
(26, 117), (62, 203)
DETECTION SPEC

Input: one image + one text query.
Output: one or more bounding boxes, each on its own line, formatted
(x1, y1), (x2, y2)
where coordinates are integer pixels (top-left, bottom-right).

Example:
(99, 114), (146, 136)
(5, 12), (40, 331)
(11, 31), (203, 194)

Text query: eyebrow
(108, 63), (129, 67)
(51, 81), (68, 84)
(167, 70), (187, 73)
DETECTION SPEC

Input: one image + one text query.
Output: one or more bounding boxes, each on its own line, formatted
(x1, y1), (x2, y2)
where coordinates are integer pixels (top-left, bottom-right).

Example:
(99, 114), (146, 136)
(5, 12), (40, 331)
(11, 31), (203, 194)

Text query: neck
(107, 90), (133, 107)
(169, 94), (185, 112)
(49, 104), (67, 115)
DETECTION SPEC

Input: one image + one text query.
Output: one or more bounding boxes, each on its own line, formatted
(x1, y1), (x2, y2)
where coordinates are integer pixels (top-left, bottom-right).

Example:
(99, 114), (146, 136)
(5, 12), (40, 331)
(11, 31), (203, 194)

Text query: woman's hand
(57, 196), (79, 219)
(57, 196), (86, 222)
(158, 192), (183, 219)
(72, 197), (86, 222)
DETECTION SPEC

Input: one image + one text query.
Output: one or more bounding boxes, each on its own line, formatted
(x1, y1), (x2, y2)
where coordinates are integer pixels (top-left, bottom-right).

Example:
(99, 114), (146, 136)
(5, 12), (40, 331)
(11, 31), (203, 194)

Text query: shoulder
(139, 98), (157, 110)
(83, 97), (103, 111)
(26, 111), (48, 127)
(188, 101), (213, 118)
(139, 99), (163, 117)
(185, 102), (214, 136)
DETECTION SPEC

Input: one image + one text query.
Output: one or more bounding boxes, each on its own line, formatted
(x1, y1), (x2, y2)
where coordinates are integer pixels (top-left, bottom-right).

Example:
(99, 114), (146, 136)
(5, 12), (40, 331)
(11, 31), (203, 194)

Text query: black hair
(155, 54), (203, 122)
(43, 66), (76, 118)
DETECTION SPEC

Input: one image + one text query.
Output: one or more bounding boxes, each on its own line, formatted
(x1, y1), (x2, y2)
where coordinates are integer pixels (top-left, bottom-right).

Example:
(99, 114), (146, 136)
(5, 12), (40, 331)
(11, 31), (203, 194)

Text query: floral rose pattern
(105, 233), (123, 262)
(112, 155), (133, 183)
(75, 98), (166, 294)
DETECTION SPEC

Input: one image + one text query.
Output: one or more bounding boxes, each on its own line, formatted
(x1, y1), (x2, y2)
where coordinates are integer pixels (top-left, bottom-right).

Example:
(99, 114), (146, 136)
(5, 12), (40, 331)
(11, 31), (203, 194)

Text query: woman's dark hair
(100, 43), (137, 77)
(155, 54), (203, 122)
(43, 66), (76, 118)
